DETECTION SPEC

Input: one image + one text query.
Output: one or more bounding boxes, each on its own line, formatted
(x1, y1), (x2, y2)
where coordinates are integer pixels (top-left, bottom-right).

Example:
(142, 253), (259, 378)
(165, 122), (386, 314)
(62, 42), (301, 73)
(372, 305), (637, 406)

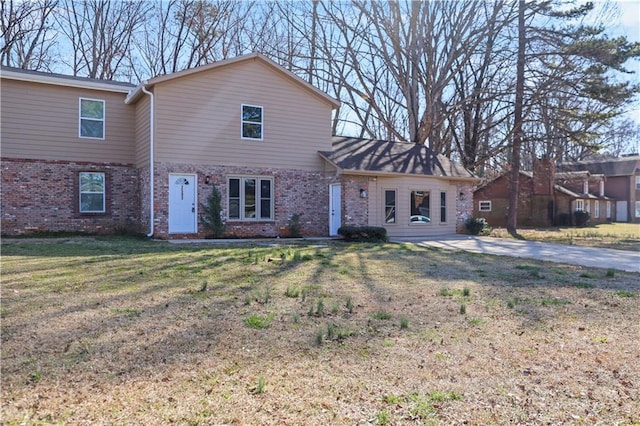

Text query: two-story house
(1, 53), (477, 239)
(558, 156), (640, 223)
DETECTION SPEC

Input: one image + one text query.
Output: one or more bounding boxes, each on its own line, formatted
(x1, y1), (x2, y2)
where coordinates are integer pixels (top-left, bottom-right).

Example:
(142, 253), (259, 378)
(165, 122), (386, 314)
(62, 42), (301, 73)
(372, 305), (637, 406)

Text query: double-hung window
(228, 177), (273, 220)
(440, 192), (447, 223)
(384, 190), (396, 223)
(241, 104), (263, 140)
(79, 98), (105, 139)
(594, 200), (600, 218)
(79, 172), (106, 213)
(575, 199), (584, 211)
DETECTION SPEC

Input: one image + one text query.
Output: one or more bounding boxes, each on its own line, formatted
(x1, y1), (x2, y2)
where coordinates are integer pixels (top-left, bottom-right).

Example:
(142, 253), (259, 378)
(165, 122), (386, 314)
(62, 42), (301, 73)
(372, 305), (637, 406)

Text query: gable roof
(558, 156), (640, 177)
(319, 136), (477, 180)
(125, 53), (340, 108)
(0, 65), (135, 93)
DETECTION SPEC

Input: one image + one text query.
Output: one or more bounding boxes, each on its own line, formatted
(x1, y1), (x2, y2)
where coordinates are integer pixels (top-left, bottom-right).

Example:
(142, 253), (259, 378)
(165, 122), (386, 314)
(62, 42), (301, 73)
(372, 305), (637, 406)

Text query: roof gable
(320, 136), (477, 180)
(126, 53), (340, 108)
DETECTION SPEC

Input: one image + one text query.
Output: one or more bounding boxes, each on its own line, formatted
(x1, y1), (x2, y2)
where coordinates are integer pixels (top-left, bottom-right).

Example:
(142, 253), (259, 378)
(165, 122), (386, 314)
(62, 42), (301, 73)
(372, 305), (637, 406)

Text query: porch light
(204, 176), (211, 185)
(360, 188), (367, 198)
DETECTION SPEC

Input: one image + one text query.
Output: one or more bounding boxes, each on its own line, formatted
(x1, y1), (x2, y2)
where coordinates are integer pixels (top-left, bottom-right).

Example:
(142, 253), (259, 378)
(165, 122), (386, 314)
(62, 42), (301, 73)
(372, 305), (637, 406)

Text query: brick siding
(151, 162), (338, 239)
(1, 158), (140, 235)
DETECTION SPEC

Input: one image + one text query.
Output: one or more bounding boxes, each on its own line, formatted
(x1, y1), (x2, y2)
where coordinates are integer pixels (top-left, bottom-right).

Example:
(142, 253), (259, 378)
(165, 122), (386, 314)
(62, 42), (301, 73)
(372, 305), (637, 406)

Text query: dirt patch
(1, 238), (638, 424)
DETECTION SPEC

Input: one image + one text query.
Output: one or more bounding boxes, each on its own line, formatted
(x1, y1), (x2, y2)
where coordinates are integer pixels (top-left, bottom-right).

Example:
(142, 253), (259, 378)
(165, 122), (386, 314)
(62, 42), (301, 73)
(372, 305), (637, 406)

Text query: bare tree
(1, 0), (57, 70)
(54, 0), (149, 79)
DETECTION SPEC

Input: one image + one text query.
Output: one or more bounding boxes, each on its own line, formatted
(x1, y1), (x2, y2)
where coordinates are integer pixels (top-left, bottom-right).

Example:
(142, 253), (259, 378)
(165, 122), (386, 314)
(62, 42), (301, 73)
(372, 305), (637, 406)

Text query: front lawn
(490, 223), (640, 251)
(1, 237), (638, 424)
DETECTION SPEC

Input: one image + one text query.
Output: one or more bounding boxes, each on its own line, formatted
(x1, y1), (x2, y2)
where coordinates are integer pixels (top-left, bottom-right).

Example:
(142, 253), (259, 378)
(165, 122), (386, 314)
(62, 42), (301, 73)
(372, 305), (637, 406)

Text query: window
(79, 172), (105, 213)
(636, 201), (640, 218)
(636, 176), (640, 190)
(384, 190), (396, 223)
(228, 177), (273, 220)
(606, 201), (611, 219)
(585, 200), (590, 214)
(583, 180), (588, 194)
(479, 201), (491, 212)
(594, 200), (600, 218)
(575, 199), (584, 211)
(79, 98), (105, 139)
(241, 104), (263, 140)
(440, 191), (447, 223)
(410, 190), (430, 223)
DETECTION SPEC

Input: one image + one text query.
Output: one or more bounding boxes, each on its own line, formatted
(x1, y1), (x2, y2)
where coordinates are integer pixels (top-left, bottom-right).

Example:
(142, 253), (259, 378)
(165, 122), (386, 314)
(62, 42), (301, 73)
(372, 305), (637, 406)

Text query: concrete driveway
(392, 235), (640, 273)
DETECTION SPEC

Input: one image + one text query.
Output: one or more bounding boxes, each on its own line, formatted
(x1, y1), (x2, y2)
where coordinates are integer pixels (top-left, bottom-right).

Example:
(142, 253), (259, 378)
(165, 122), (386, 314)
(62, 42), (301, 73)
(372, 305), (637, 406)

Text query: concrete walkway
(392, 235), (640, 273)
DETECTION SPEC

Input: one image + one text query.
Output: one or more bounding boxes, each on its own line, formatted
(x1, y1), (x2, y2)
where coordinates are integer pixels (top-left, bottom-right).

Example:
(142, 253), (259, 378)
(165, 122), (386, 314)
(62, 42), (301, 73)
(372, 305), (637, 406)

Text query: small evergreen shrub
(464, 217), (489, 235)
(337, 226), (388, 242)
(200, 184), (225, 238)
(573, 211), (590, 227)
(286, 213), (302, 238)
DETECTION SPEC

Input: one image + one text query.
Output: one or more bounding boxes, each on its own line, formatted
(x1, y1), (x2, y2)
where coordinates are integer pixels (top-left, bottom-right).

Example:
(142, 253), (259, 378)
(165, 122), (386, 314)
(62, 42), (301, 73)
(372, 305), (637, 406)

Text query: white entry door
(329, 183), (342, 236)
(616, 201), (628, 222)
(169, 174), (197, 233)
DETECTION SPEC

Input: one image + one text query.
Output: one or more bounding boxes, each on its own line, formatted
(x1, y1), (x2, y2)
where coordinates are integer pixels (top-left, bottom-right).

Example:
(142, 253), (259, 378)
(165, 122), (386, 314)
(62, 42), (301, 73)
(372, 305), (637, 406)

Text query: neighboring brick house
(474, 158), (614, 227)
(1, 53), (477, 239)
(558, 156), (640, 223)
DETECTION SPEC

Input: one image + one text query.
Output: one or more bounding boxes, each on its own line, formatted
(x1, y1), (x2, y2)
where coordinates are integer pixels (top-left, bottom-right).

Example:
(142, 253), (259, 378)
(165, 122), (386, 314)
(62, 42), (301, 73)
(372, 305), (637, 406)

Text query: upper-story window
(241, 104), (263, 140)
(635, 176), (640, 190)
(79, 98), (105, 139)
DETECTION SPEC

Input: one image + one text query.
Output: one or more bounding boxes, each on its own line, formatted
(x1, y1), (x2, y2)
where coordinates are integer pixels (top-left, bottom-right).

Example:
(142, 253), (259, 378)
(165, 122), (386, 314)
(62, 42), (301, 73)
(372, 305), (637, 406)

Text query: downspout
(141, 85), (155, 237)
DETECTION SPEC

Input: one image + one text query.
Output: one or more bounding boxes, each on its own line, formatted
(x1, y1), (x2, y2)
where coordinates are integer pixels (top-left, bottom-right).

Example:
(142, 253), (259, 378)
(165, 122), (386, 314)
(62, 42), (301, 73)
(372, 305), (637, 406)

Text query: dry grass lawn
(1, 236), (639, 425)
(490, 223), (640, 252)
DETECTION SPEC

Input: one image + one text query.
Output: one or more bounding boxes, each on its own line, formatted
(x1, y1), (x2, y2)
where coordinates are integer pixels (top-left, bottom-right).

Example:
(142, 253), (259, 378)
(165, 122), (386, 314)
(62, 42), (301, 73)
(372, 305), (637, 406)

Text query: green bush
(286, 213), (302, 238)
(464, 217), (489, 235)
(573, 210), (590, 227)
(337, 226), (388, 242)
(200, 184), (225, 238)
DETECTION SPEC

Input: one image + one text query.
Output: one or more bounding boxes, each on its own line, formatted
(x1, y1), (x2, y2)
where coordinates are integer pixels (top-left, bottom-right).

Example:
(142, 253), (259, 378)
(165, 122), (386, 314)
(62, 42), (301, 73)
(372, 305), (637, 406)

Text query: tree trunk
(507, 0), (525, 237)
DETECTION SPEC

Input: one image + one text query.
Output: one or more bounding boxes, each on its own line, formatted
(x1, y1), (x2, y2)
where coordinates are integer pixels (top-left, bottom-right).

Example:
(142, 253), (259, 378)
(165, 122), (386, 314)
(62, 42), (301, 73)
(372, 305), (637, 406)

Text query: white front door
(329, 183), (342, 236)
(616, 201), (628, 222)
(169, 174), (197, 233)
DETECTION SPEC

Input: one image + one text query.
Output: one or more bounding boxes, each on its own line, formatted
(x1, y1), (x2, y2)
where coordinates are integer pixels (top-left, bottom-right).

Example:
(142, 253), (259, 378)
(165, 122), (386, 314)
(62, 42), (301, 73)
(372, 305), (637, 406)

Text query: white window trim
(79, 172), (106, 213)
(606, 201), (611, 218)
(241, 104), (264, 141)
(79, 97), (105, 140)
(384, 189), (397, 225)
(635, 201), (640, 218)
(227, 176), (273, 221)
(479, 201), (491, 212)
(409, 189), (431, 225)
(575, 199), (584, 211)
(594, 200), (600, 218)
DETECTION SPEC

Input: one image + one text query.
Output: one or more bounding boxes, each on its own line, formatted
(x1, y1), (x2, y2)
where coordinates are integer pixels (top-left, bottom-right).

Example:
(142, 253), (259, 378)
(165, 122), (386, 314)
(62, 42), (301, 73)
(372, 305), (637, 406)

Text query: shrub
(200, 185), (225, 238)
(557, 213), (571, 226)
(337, 226), (388, 242)
(573, 210), (590, 227)
(286, 213), (302, 238)
(464, 217), (489, 235)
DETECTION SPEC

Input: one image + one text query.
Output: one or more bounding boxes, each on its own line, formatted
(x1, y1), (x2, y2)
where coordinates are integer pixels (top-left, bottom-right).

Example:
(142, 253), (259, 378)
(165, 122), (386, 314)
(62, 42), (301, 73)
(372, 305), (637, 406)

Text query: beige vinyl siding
(369, 176), (457, 237)
(153, 59), (333, 171)
(135, 96), (151, 167)
(1, 79), (135, 164)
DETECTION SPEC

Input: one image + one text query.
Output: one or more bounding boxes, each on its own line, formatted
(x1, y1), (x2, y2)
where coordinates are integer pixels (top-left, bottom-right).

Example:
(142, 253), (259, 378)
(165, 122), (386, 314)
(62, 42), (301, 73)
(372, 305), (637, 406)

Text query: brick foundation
(1, 158), (140, 235)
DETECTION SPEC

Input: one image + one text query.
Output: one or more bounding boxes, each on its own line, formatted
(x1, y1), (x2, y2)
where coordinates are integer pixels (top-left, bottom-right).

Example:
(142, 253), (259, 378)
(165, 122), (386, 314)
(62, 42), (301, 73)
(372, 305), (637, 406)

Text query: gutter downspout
(141, 85), (155, 237)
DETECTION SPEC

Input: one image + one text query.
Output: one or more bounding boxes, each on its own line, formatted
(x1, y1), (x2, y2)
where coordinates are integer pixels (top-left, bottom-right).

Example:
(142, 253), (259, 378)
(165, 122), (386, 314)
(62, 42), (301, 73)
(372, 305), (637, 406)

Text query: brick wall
(341, 176), (369, 226)
(1, 158), (140, 235)
(151, 162), (338, 239)
(456, 183), (475, 232)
